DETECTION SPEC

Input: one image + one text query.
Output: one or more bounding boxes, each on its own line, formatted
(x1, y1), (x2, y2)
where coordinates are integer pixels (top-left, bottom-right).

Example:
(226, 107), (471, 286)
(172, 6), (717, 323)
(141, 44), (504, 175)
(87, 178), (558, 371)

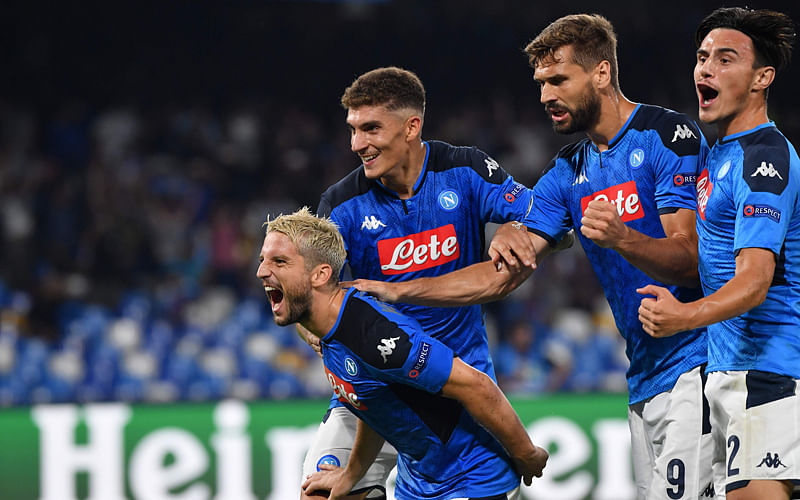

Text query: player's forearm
(460, 371), (535, 458)
(343, 420), (386, 485)
(682, 259), (773, 331)
(393, 261), (531, 307)
(614, 231), (699, 287)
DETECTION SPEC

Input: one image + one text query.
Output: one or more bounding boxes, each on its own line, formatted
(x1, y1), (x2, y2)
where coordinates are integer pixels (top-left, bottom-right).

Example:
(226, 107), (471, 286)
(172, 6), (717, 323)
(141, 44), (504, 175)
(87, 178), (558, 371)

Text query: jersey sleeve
(522, 158), (573, 245)
(650, 116), (707, 214)
(732, 140), (796, 255)
(467, 148), (534, 223)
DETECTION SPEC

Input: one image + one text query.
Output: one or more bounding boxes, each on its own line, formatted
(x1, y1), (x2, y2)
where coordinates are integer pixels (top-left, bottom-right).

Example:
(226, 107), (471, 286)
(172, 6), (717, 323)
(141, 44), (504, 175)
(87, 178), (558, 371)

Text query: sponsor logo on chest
(696, 168), (713, 221)
(377, 224), (460, 275)
(324, 366), (367, 410)
(580, 181), (644, 222)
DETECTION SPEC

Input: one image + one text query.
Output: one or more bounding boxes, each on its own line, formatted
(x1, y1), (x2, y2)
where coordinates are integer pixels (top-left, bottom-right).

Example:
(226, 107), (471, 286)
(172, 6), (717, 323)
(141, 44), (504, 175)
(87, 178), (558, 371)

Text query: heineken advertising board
(0, 394), (634, 500)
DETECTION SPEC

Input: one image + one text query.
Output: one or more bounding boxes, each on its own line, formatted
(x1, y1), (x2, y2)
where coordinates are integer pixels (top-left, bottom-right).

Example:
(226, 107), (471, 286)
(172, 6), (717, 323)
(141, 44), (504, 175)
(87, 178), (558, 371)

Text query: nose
(351, 129), (367, 153)
(539, 83), (554, 105)
(256, 260), (271, 281)
(697, 59), (712, 78)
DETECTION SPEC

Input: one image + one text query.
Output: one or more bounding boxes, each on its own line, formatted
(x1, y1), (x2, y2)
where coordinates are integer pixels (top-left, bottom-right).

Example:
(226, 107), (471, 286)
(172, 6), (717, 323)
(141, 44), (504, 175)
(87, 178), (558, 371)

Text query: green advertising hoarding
(0, 394), (633, 500)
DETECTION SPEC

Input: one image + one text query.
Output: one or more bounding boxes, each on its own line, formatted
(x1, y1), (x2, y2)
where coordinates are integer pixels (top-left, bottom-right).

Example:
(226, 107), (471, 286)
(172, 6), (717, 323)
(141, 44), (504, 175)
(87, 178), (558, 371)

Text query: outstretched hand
(637, 285), (693, 338)
(488, 222), (537, 272)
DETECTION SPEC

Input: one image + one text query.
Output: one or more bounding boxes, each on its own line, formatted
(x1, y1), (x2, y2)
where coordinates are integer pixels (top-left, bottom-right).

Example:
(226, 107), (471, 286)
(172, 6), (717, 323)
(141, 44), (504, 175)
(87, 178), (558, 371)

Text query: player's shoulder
(329, 291), (414, 370)
(318, 166), (374, 216)
(426, 139), (507, 184)
(631, 103), (703, 156)
(735, 124), (793, 195)
(541, 138), (590, 177)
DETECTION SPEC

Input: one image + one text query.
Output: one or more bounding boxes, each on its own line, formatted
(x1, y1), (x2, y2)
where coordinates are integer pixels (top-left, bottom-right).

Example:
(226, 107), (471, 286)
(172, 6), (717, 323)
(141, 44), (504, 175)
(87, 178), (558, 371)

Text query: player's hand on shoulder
(488, 221), (537, 271)
(513, 444), (549, 486)
(296, 325), (322, 358)
(341, 279), (400, 303)
(301, 464), (353, 500)
(580, 199), (629, 248)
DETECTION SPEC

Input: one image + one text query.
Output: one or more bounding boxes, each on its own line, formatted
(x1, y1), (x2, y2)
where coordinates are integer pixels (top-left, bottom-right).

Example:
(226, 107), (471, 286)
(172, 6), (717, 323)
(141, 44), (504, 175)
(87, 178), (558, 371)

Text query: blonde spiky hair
(265, 207), (346, 285)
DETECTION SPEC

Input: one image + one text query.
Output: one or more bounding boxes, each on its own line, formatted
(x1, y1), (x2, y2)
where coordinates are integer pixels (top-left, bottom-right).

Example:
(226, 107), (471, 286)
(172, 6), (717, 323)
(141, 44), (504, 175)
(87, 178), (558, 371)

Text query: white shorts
(706, 370), (800, 496)
(302, 406), (397, 498)
(628, 364), (714, 499)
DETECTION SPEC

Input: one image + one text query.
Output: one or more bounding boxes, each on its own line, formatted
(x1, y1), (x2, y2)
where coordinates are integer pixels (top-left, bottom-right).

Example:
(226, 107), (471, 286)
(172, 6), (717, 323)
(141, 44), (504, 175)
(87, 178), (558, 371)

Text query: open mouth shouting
(265, 285), (285, 314)
(697, 82), (719, 108)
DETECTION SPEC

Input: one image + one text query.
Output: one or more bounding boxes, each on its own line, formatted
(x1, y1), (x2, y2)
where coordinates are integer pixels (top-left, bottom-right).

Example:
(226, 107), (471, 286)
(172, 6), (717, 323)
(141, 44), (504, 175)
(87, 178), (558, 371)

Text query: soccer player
(637, 7), (799, 500)
(299, 67), (539, 499)
(257, 207), (548, 500)
(348, 15), (714, 500)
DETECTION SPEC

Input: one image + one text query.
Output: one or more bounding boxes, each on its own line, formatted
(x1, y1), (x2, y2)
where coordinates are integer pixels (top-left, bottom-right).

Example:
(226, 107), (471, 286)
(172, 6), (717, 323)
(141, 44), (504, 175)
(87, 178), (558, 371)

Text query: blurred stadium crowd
(1, 0), (797, 406)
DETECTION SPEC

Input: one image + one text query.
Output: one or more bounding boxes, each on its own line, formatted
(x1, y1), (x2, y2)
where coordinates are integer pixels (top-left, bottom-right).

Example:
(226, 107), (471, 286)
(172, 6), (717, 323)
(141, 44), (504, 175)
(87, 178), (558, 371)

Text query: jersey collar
(718, 121), (776, 145)
(607, 103), (642, 149)
(321, 286), (357, 343)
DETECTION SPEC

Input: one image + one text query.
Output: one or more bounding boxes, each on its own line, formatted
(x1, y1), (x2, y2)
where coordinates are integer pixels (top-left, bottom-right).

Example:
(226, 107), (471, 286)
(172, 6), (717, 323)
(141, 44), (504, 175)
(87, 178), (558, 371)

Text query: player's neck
(301, 287), (347, 339)
(587, 93), (636, 152)
(716, 100), (769, 139)
(380, 141), (427, 199)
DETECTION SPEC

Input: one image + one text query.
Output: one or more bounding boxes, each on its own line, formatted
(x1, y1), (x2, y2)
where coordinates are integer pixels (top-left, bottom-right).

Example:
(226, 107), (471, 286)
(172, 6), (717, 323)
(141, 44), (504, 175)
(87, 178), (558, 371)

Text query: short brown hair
(524, 14), (620, 90)
(340, 67), (425, 114)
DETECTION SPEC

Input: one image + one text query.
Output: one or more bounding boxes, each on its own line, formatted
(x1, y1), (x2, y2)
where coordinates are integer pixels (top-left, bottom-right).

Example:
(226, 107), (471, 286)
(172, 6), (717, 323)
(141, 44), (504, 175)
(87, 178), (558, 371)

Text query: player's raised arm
(441, 358), (548, 485)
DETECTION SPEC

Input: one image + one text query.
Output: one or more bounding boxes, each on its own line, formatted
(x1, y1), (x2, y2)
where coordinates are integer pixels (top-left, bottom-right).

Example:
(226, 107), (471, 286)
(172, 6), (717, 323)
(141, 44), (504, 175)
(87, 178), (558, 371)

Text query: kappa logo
(485, 157), (500, 177)
(573, 171), (589, 185)
(696, 168), (713, 221)
(671, 123), (697, 142)
(751, 161), (783, 179)
(756, 452), (787, 469)
(361, 215), (387, 231)
(701, 482), (715, 497)
(580, 181), (644, 222)
(377, 224), (460, 275)
(377, 336), (400, 363)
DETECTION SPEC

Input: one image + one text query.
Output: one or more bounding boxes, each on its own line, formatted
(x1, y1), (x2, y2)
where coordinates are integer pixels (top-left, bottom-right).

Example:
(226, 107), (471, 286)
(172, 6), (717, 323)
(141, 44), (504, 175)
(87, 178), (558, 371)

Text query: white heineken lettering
(752, 161), (783, 179)
(382, 235), (457, 271)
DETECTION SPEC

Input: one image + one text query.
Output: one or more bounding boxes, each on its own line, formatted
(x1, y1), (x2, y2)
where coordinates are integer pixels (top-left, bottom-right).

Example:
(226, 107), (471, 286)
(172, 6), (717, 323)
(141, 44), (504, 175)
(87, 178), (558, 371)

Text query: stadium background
(1, 1), (798, 499)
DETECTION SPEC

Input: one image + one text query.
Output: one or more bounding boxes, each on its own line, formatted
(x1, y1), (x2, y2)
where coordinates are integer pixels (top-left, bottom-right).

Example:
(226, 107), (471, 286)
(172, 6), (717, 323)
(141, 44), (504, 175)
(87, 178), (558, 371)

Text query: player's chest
(696, 150), (738, 226)
(567, 150), (657, 222)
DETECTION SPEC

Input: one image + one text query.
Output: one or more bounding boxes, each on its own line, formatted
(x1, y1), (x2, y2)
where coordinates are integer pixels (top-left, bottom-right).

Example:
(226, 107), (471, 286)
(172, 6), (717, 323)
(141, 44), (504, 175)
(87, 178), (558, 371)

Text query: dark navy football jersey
(696, 122), (800, 377)
(522, 104), (709, 403)
(321, 288), (519, 499)
(318, 140), (532, 380)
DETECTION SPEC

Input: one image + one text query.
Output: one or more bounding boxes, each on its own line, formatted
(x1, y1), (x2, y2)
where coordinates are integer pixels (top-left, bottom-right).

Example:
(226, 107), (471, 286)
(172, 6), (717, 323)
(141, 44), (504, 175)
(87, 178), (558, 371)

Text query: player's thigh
(640, 365), (713, 500)
(302, 406), (396, 498)
(707, 370), (800, 498)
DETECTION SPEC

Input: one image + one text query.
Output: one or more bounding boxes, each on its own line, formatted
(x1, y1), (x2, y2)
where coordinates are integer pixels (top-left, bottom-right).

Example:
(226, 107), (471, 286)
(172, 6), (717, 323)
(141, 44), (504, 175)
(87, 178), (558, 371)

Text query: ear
(405, 115), (423, 141)
(592, 60), (612, 90)
(751, 65), (775, 93)
(310, 263), (334, 288)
